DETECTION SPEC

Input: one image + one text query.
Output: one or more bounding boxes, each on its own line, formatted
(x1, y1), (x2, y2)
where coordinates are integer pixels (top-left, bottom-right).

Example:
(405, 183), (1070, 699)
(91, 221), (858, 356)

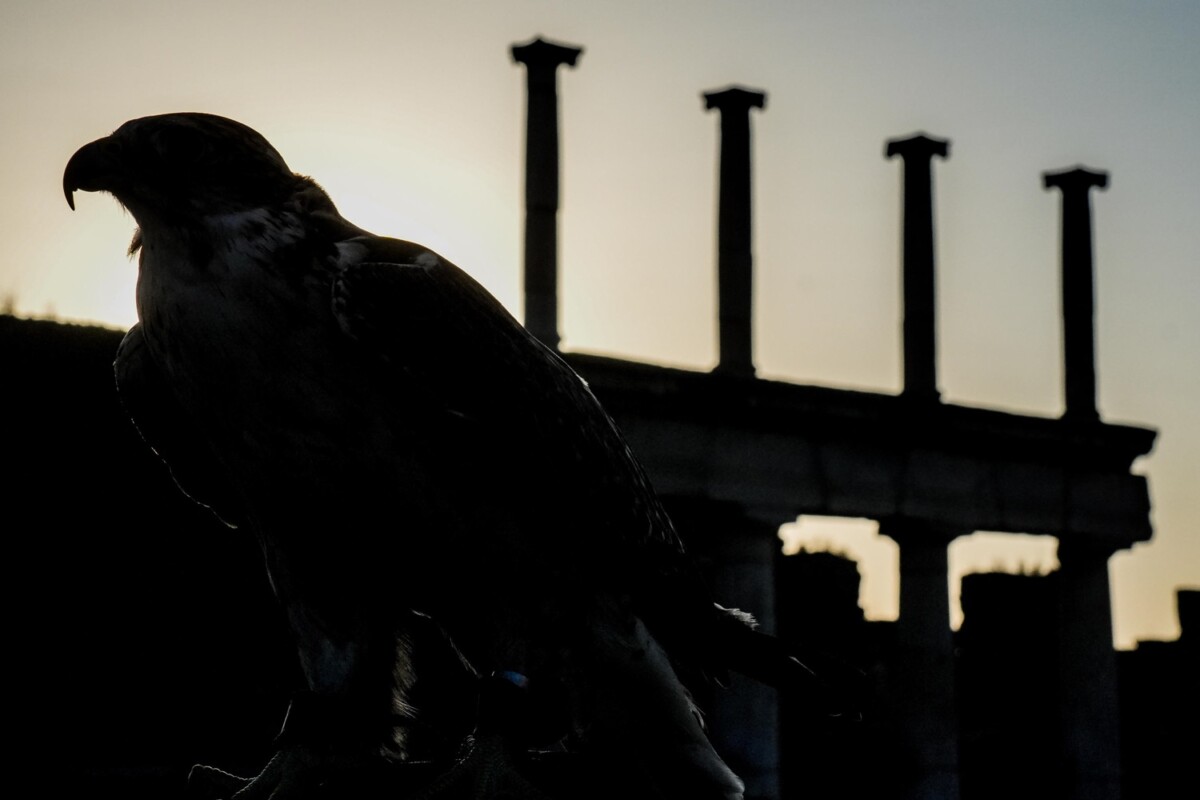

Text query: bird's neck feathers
(131, 177), (365, 348)
(134, 205), (302, 279)
(127, 174), (341, 258)
(133, 183), (336, 331)
(134, 177), (341, 276)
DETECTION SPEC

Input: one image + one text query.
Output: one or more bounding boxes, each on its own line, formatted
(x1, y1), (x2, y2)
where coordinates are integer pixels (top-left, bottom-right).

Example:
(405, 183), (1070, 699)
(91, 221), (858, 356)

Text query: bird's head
(64, 113), (302, 224)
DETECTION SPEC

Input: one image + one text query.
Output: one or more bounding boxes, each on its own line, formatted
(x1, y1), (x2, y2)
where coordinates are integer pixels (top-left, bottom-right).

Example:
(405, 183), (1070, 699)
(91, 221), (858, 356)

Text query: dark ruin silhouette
(9, 33), (1196, 800)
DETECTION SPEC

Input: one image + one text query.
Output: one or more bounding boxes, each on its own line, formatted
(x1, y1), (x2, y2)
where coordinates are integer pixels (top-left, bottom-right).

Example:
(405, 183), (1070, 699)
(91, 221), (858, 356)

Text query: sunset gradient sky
(3, 1), (1196, 647)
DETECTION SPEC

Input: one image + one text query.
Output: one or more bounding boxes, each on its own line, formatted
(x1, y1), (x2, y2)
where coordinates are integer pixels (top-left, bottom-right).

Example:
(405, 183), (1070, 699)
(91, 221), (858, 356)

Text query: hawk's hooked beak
(63, 135), (123, 211)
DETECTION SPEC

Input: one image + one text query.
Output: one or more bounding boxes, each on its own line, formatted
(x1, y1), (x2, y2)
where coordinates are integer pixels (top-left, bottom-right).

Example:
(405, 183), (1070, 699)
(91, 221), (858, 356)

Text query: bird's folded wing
(115, 323), (245, 527)
(329, 237), (686, 561)
(334, 239), (744, 683)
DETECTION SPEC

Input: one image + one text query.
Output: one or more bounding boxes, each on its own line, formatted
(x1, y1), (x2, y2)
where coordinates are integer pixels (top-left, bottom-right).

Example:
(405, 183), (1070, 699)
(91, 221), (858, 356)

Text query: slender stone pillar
(704, 86), (766, 378)
(1043, 167), (1108, 422)
(881, 519), (962, 800)
(886, 134), (950, 405)
(511, 37), (583, 350)
(1055, 540), (1122, 800)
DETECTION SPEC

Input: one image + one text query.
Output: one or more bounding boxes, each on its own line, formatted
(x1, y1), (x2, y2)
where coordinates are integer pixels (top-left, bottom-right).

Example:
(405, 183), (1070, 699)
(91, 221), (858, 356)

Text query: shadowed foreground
(185, 751), (671, 800)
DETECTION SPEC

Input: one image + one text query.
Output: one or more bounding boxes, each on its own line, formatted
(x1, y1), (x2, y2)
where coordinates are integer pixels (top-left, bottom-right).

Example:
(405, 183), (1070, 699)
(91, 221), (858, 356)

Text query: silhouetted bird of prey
(65, 113), (841, 800)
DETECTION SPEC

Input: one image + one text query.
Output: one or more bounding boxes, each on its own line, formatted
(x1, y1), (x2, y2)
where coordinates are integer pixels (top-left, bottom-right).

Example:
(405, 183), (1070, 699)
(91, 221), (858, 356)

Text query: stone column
(673, 501), (781, 799)
(511, 37), (583, 350)
(886, 134), (949, 406)
(1043, 167), (1108, 422)
(704, 86), (766, 378)
(1055, 540), (1122, 800)
(881, 519), (962, 800)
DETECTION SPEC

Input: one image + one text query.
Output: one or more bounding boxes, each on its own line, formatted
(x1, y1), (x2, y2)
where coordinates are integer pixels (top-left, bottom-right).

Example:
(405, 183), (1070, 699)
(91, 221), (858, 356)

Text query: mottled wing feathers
(331, 240), (686, 551)
(328, 238), (733, 671)
(331, 245), (545, 428)
(115, 324), (245, 527)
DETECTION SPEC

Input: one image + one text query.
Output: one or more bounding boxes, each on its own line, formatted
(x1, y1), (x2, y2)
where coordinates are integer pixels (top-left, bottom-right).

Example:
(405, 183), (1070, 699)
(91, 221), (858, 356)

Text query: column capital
(1043, 165), (1109, 193)
(886, 132), (950, 161)
(703, 85), (767, 113)
(879, 517), (968, 547)
(1056, 537), (1123, 562)
(510, 36), (583, 72)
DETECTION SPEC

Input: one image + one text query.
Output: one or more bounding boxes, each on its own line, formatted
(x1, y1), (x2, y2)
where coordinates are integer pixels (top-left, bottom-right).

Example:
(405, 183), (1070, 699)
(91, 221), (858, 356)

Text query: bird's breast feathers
(135, 209), (358, 450)
(127, 200), (473, 498)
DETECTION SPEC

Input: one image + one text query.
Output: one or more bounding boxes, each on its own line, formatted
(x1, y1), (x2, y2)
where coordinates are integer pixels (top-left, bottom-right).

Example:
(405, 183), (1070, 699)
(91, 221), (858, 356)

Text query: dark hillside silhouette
(4, 316), (299, 796)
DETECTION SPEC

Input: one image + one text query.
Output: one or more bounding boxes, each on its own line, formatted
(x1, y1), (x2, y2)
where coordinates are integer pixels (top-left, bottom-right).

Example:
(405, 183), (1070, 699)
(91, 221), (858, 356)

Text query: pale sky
(3, 1), (1197, 648)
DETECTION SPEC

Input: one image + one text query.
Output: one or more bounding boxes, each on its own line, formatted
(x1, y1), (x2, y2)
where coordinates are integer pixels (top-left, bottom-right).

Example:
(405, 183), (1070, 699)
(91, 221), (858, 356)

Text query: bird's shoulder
(328, 235), (566, 405)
